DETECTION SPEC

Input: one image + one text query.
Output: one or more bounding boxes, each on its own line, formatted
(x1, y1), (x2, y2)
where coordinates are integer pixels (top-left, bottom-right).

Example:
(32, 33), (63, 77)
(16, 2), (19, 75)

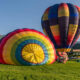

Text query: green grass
(0, 61), (80, 80)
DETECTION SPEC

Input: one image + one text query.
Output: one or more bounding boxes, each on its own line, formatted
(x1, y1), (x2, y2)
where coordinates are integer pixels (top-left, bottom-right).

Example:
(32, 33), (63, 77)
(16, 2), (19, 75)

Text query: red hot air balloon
(41, 3), (80, 52)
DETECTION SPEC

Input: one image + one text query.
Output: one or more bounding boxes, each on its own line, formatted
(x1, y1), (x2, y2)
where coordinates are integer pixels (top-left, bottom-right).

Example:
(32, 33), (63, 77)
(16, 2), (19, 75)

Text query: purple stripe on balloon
(58, 16), (69, 48)
(69, 17), (79, 24)
(49, 18), (58, 26)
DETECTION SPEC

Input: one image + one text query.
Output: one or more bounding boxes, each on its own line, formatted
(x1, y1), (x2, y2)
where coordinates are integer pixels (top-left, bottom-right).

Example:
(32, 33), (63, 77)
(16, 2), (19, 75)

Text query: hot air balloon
(0, 28), (56, 65)
(41, 3), (80, 52)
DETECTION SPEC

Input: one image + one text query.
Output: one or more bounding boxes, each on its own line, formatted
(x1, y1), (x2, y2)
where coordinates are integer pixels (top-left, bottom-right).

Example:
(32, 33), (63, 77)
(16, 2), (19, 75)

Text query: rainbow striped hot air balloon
(41, 3), (80, 52)
(0, 28), (56, 65)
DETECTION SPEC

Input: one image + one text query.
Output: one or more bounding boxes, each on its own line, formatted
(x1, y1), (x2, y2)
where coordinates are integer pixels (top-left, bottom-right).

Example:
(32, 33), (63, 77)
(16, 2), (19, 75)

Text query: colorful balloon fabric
(56, 52), (68, 63)
(0, 28), (56, 65)
(41, 3), (80, 52)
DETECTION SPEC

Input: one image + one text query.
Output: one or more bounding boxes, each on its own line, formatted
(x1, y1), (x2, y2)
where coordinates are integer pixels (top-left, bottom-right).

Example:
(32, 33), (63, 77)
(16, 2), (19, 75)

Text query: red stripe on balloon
(58, 3), (68, 10)
(67, 35), (74, 45)
(75, 5), (80, 11)
(44, 7), (50, 14)
(54, 36), (61, 46)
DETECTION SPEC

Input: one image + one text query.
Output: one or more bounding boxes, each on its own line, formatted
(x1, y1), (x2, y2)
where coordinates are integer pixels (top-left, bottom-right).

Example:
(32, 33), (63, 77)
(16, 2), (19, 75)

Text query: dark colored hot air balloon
(41, 3), (80, 52)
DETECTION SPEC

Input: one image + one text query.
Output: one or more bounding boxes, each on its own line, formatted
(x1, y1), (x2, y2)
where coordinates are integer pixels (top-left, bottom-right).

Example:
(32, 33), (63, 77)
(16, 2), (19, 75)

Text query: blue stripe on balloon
(48, 14), (58, 18)
(70, 14), (79, 17)
(15, 39), (48, 65)
(67, 3), (79, 17)
(48, 4), (59, 19)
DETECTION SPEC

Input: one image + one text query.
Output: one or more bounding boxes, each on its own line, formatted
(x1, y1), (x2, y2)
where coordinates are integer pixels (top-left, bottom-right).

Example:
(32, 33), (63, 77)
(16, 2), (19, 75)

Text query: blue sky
(0, 0), (80, 41)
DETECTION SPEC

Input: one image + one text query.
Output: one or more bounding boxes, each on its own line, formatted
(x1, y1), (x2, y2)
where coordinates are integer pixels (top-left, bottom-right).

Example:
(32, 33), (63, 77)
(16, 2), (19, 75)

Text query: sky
(0, 0), (80, 41)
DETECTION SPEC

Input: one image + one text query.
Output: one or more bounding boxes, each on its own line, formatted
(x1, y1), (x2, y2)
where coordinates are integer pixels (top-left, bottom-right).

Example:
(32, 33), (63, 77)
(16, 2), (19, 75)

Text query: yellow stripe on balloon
(50, 25), (60, 36)
(57, 48), (71, 52)
(46, 49), (55, 64)
(58, 3), (69, 17)
(68, 24), (78, 36)
(42, 13), (48, 21)
(58, 8), (69, 17)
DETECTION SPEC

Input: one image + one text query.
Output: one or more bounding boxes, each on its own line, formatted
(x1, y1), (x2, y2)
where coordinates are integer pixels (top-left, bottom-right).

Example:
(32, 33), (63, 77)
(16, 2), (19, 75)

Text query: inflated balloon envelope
(41, 3), (80, 52)
(0, 28), (56, 65)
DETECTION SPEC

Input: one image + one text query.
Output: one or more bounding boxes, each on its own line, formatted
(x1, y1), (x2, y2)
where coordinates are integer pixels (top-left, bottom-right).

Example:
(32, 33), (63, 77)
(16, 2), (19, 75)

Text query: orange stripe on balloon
(50, 25), (61, 46)
(67, 24), (78, 45)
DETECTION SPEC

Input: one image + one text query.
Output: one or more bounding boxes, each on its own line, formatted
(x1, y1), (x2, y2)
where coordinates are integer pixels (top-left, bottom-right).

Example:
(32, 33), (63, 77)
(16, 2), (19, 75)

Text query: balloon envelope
(41, 3), (80, 52)
(0, 28), (56, 65)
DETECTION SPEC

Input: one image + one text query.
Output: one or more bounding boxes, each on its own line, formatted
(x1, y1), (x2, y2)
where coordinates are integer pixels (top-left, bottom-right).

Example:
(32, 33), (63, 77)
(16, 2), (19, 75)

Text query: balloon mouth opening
(21, 43), (45, 64)
(56, 48), (71, 52)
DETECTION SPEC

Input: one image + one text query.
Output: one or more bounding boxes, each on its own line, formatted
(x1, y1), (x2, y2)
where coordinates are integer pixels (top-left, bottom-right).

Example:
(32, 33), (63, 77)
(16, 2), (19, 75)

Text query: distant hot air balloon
(0, 28), (56, 65)
(41, 3), (80, 52)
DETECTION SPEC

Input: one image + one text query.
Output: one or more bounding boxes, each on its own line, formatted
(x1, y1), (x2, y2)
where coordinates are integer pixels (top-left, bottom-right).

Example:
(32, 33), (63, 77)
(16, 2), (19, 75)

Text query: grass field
(0, 61), (80, 80)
